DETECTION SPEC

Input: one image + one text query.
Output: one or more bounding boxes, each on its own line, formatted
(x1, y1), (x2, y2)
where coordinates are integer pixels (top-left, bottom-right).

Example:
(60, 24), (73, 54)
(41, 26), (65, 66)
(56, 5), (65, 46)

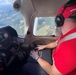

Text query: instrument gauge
(4, 33), (8, 38)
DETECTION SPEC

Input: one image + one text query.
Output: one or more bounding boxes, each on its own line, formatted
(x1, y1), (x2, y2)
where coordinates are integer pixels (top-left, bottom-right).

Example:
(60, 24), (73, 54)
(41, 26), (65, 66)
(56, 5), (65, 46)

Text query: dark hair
(69, 13), (76, 23)
(69, 13), (76, 19)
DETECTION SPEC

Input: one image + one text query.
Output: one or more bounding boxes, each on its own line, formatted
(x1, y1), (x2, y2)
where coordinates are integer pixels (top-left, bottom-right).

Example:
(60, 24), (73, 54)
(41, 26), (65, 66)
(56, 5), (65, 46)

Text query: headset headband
(61, 0), (76, 15)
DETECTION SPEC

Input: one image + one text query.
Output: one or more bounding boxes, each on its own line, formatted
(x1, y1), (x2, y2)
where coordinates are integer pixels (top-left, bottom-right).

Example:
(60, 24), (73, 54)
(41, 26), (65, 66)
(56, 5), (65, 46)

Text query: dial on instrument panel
(0, 29), (12, 49)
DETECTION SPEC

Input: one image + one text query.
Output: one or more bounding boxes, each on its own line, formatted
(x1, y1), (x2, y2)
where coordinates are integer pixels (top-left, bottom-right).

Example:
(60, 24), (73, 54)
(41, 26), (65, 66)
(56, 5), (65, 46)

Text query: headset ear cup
(55, 0), (76, 27)
(55, 15), (64, 27)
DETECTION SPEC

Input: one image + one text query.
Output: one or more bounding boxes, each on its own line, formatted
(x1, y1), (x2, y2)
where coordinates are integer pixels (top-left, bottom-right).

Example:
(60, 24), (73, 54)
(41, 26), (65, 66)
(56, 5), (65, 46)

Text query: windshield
(0, 0), (25, 37)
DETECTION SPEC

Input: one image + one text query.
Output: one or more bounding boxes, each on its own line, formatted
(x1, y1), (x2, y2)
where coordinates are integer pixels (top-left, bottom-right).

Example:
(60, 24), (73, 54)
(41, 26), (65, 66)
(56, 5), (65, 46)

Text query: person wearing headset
(30, 0), (76, 75)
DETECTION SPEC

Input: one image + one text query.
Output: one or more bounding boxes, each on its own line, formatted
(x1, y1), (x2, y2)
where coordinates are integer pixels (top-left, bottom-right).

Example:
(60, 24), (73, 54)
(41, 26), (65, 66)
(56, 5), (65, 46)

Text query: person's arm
(44, 40), (58, 48)
(37, 57), (62, 75)
(30, 50), (62, 75)
(37, 40), (58, 50)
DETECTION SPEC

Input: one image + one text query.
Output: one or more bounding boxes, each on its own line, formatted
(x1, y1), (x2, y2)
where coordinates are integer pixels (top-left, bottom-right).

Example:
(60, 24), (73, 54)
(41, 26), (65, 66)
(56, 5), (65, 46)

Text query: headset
(55, 0), (76, 27)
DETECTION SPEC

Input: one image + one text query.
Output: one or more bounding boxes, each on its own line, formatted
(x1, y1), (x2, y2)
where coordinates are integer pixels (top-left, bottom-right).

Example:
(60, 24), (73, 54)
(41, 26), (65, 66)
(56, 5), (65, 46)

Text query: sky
(0, 0), (13, 5)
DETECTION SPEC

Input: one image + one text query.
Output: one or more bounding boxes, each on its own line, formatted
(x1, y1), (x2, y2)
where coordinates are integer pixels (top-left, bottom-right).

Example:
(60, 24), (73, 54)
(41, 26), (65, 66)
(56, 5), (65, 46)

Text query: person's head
(55, 0), (76, 28)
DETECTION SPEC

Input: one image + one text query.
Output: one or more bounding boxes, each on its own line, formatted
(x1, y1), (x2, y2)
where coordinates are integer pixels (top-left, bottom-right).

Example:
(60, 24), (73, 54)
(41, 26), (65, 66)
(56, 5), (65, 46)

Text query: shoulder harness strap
(58, 32), (76, 46)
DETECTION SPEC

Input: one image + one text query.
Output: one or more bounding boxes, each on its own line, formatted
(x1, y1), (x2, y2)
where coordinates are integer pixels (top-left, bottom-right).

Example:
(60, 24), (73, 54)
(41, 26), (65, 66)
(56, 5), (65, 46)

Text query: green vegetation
(36, 25), (48, 36)
(0, 4), (24, 36)
(35, 17), (56, 36)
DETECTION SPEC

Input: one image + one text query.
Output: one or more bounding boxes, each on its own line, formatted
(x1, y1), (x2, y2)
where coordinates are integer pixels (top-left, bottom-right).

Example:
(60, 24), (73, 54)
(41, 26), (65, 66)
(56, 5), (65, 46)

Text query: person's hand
(37, 45), (46, 50)
(30, 50), (39, 60)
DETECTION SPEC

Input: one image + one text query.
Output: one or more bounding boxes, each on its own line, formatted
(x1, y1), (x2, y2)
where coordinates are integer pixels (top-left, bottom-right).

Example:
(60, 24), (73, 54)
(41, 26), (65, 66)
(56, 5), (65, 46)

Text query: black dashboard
(0, 26), (18, 50)
(0, 26), (25, 69)
(0, 26), (33, 71)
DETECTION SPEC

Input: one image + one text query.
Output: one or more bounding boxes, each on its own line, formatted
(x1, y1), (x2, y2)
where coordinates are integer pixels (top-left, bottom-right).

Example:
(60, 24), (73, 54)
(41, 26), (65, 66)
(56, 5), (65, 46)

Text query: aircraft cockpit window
(0, 0), (25, 37)
(33, 17), (59, 36)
